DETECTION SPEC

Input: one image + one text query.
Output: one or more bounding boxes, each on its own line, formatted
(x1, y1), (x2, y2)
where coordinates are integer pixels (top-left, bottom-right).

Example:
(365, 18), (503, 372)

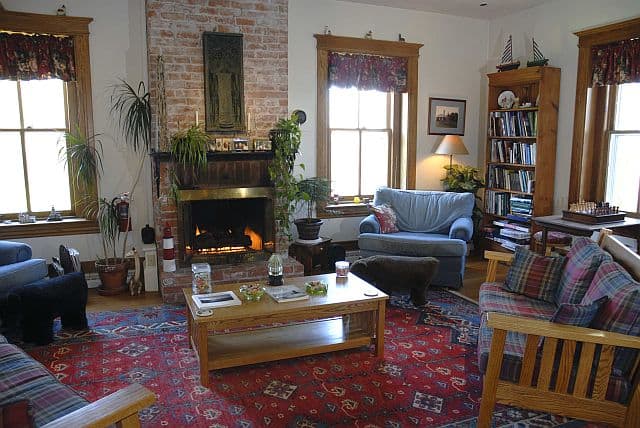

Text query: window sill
(319, 203), (371, 219)
(0, 217), (99, 239)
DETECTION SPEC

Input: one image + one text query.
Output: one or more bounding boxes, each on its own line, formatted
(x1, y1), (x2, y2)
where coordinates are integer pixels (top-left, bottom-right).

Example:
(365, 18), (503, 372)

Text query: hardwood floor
(86, 254), (508, 312)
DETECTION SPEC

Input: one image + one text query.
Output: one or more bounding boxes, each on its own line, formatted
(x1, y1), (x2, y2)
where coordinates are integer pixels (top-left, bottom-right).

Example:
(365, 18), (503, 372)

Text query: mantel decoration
(203, 32), (244, 133)
(428, 97), (466, 135)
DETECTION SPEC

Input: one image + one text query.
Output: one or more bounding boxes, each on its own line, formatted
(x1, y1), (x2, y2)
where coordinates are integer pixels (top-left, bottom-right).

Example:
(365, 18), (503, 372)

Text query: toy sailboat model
(527, 38), (549, 67)
(496, 35), (520, 72)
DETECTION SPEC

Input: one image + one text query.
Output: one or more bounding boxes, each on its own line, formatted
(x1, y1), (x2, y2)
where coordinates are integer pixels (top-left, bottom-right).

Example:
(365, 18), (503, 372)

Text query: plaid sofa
(0, 334), (87, 426)
(478, 237), (639, 404)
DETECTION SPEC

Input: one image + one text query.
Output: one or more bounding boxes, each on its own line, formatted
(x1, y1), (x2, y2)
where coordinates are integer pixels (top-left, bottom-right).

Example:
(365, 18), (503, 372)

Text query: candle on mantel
(195, 110), (199, 126)
(247, 111), (251, 133)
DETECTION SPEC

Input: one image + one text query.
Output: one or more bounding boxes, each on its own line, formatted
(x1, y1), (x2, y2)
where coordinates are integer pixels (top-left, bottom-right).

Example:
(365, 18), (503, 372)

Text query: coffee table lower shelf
(196, 318), (374, 371)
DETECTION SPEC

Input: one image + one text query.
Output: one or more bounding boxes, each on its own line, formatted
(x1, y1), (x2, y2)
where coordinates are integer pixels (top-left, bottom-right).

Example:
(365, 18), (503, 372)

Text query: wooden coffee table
(183, 273), (388, 387)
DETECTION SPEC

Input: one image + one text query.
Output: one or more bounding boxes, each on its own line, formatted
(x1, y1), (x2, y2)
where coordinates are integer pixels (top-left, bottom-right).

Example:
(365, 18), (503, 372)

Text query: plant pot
(96, 259), (128, 296)
(294, 218), (323, 241)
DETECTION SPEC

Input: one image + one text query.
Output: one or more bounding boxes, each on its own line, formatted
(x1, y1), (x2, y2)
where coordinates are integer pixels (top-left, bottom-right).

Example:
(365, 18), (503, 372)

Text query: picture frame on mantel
(428, 97), (466, 135)
(203, 32), (245, 133)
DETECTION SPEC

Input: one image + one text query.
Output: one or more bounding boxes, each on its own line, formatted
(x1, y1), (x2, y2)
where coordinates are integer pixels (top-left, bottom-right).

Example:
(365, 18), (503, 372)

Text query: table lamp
(434, 135), (469, 171)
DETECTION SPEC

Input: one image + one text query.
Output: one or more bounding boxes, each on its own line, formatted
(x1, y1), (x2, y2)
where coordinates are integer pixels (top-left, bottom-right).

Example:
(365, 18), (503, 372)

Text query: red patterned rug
(22, 289), (584, 427)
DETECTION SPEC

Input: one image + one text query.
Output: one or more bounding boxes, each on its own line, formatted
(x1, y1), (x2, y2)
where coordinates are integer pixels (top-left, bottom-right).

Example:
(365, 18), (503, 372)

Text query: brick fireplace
(146, 0), (303, 303)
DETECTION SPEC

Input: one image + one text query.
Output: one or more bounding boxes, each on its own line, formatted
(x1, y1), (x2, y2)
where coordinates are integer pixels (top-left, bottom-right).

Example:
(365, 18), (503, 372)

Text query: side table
(288, 238), (332, 275)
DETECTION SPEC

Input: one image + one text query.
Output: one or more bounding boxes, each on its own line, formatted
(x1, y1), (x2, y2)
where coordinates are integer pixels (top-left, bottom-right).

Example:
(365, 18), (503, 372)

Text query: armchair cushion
(370, 204), (399, 234)
(504, 246), (566, 303)
(449, 217), (473, 241)
(0, 241), (32, 266)
(359, 214), (381, 234)
(358, 232), (466, 257)
(556, 237), (612, 305)
(550, 295), (608, 327)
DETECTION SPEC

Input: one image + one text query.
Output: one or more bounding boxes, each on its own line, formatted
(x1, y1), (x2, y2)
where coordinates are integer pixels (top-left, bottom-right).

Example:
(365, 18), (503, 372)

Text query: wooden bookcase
(482, 66), (561, 252)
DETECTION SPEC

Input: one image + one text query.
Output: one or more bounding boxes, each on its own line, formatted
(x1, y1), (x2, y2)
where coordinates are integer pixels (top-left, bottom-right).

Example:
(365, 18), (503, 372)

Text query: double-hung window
(604, 82), (640, 213)
(1, 79), (72, 215)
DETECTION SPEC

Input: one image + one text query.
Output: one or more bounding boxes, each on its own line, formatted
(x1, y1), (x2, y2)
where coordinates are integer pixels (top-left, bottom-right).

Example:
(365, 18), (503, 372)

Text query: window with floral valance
(591, 38), (640, 86)
(328, 52), (408, 93)
(0, 32), (76, 81)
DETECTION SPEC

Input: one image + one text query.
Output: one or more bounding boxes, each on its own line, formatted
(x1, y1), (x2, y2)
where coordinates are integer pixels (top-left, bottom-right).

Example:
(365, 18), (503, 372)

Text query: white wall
(289, 0), (489, 241)
(3, 0), (151, 260)
(488, 0), (640, 213)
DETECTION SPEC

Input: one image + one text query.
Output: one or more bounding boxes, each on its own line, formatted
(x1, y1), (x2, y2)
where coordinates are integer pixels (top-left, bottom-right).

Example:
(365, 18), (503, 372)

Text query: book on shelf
(266, 285), (309, 303)
(499, 228), (531, 240)
(486, 236), (526, 251)
(489, 111), (537, 137)
(489, 140), (536, 165)
(506, 213), (531, 223)
(192, 291), (242, 309)
(493, 220), (530, 233)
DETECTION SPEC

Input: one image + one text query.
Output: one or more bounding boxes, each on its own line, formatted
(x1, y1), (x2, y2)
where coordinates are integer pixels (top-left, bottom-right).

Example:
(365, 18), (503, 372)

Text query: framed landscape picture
(428, 97), (466, 135)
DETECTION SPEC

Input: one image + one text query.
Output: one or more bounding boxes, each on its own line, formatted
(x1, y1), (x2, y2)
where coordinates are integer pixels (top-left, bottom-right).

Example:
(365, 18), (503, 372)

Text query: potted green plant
(268, 113), (304, 245)
(169, 123), (209, 189)
(441, 164), (485, 250)
(293, 177), (331, 240)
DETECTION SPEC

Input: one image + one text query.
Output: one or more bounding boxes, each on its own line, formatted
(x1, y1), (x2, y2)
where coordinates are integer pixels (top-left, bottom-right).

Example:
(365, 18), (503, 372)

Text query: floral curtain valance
(0, 32), (76, 81)
(591, 38), (640, 86)
(328, 52), (408, 93)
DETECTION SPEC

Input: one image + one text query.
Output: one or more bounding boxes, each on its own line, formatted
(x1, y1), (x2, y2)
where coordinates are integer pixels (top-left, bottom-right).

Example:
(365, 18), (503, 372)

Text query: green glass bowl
(305, 280), (328, 296)
(239, 284), (266, 301)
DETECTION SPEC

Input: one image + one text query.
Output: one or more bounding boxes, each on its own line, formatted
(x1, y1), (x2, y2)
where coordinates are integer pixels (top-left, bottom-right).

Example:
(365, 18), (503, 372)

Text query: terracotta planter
(96, 259), (128, 296)
(294, 218), (323, 241)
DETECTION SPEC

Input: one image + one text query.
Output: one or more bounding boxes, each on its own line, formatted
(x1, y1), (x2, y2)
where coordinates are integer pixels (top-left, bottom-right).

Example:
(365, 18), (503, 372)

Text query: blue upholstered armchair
(358, 188), (474, 288)
(0, 241), (47, 293)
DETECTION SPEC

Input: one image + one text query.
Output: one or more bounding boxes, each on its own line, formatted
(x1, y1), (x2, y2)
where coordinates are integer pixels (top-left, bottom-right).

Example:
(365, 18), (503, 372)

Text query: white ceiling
(339, 0), (554, 19)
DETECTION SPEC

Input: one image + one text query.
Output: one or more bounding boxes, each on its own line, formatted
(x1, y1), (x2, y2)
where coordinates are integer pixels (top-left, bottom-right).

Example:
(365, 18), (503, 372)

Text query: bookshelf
(482, 66), (560, 252)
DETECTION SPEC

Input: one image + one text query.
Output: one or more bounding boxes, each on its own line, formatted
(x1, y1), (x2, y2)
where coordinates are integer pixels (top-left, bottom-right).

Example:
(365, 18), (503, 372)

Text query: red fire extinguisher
(112, 193), (132, 232)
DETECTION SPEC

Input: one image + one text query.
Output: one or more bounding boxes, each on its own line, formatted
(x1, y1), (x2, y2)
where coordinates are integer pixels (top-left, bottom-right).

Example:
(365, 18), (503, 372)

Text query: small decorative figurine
(398, 33), (405, 42)
(56, 5), (66, 16)
(364, 30), (373, 39)
(323, 26), (331, 35)
(497, 35), (520, 72)
(527, 38), (549, 67)
(47, 206), (62, 222)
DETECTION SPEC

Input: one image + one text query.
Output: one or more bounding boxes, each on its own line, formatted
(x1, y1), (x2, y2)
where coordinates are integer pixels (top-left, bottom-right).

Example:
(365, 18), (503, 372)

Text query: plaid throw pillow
(370, 204), (399, 234)
(551, 296), (609, 327)
(556, 237), (611, 305)
(504, 246), (566, 303)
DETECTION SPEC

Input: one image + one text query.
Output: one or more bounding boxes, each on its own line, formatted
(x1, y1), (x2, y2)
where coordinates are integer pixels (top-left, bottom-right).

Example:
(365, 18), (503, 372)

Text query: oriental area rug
(23, 289), (588, 427)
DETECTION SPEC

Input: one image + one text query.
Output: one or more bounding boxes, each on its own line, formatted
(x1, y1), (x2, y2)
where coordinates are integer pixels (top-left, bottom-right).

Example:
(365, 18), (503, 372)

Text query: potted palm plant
(169, 123), (209, 189)
(293, 177), (331, 240)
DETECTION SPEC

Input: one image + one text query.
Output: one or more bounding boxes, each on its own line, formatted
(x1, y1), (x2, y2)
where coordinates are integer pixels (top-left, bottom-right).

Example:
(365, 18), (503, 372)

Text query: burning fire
(244, 226), (262, 250)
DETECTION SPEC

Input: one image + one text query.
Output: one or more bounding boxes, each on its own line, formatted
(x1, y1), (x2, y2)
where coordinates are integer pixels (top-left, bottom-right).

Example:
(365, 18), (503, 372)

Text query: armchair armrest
(42, 383), (156, 428)
(359, 214), (381, 234)
(484, 250), (514, 282)
(449, 217), (473, 241)
(0, 241), (32, 266)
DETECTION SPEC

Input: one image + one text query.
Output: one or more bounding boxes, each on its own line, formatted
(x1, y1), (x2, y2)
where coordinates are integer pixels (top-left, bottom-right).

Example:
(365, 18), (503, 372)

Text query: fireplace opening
(180, 190), (275, 265)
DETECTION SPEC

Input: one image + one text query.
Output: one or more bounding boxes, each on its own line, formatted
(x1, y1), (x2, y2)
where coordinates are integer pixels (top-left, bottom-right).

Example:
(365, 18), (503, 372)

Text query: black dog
(350, 255), (439, 306)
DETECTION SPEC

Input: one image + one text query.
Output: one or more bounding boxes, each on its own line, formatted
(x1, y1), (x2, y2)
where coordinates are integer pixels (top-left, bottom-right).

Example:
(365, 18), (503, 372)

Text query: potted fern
(170, 123), (209, 189)
(293, 177), (331, 240)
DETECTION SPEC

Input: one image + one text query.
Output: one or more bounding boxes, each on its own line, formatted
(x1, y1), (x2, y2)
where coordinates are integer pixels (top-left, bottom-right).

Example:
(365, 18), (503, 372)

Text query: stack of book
(489, 217), (531, 250)
(489, 110), (537, 137)
(489, 140), (536, 165)
(510, 195), (533, 216)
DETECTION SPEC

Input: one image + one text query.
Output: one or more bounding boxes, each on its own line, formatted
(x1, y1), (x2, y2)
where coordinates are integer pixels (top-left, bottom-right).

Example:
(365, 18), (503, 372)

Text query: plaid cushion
(477, 312), (527, 380)
(479, 282), (557, 320)
(551, 296), (608, 327)
(504, 246), (566, 303)
(370, 204), (399, 234)
(0, 343), (87, 426)
(556, 237), (611, 305)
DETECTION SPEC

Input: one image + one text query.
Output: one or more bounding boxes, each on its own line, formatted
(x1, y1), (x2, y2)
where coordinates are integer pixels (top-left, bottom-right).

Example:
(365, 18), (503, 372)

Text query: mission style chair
(478, 230), (640, 427)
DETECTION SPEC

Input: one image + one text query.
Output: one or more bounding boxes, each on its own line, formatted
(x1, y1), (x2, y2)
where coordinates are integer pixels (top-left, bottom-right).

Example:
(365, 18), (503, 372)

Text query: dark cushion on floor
(350, 255), (439, 306)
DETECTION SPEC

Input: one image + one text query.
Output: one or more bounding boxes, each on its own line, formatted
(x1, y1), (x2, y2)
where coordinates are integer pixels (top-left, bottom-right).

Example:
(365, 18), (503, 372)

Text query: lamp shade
(434, 135), (469, 155)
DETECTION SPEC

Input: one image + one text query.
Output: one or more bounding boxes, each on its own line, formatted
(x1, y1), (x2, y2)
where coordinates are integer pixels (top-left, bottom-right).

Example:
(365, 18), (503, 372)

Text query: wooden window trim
(568, 16), (640, 203)
(315, 35), (422, 195)
(0, 8), (97, 236)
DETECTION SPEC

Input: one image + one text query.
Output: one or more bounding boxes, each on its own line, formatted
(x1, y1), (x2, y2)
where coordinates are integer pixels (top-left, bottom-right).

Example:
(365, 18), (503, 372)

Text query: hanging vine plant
(268, 113), (304, 241)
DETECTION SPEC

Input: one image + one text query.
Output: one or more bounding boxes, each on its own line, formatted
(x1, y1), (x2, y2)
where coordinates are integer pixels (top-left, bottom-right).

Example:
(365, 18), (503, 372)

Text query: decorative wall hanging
(203, 32), (245, 133)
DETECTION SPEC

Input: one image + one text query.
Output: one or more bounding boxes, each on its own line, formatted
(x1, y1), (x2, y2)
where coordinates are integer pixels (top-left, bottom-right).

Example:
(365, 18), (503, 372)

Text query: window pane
(0, 81), (20, 129)
(24, 131), (71, 212)
(21, 79), (66, 129)
(615, 83), (640, 131)
(329, 87), (358, 129)
(0, 132), (28, 214)
(361, 131), (389, 195)
(330, 130), (359, 196)
(605, 134), (640, 213)
(359, 90), (387, 129)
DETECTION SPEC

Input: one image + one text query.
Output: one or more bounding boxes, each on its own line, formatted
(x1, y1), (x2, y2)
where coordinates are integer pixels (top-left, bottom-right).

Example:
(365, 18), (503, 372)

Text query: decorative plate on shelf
(498, 90), (516, 109)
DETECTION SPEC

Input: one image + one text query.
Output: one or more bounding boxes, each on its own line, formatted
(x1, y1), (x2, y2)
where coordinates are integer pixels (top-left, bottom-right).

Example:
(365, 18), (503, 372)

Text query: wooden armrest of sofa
(478, 312), (640, 428)
(42, 383), (155, 428)
(484, 250), (514, 282)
